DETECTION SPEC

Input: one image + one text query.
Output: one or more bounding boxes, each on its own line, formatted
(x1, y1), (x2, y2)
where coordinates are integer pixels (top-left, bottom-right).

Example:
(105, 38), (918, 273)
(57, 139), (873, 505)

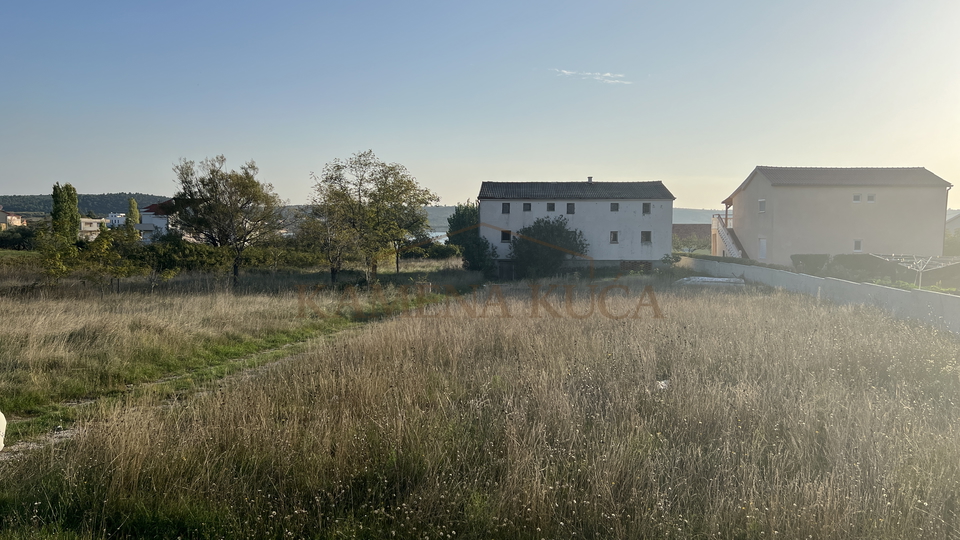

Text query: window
(567, 203), (575, 214)
(502, 203), (510, 214)
(853, 194), (861, 203)
(642, 202), (651, 215)
(501, 230), (512, 243)
(758, 199), (766, 213)
(854, 239), (862, 252)
(523, 202), (531, 211)
(867, 194), (875, 203)
(610, 231), (619, 244)
(640, 231), (652, 244)
(610, 203), (619, 212)
(758, 238), (767, 260)
(546, 203), (555, 212)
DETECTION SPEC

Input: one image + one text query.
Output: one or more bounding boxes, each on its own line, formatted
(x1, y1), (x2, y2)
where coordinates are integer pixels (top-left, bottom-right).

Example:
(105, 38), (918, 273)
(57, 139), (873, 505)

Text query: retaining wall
(677, 257), (960, 334)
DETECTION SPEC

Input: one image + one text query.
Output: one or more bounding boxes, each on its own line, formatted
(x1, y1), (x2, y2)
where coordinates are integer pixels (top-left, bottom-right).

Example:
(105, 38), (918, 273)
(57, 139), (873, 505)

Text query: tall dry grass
(2, 276), (960, 538)
(0, 265), (480, 417)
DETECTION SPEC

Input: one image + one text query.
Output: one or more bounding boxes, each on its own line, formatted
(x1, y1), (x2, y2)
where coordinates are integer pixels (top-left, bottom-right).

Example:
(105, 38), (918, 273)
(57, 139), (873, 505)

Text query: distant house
(138, 200), (173, 242)
(107, 212), (126, 229)
(946, 213), (960, 236)
(478, 178), (675, 276)
(712, 166), (952, 266)
(0, 207), (25, 231)
(79, 218), (108, 241)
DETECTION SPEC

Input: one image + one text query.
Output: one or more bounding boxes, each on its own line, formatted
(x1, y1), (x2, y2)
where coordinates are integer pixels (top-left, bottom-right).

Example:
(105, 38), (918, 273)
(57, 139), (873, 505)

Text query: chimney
(587, 176), (593, 183)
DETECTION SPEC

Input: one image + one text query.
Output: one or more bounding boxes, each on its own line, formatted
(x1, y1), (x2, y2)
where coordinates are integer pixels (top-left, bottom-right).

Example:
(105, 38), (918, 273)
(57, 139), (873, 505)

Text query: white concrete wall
(478, 198), (673, 262)
(677, 256), (960, 334)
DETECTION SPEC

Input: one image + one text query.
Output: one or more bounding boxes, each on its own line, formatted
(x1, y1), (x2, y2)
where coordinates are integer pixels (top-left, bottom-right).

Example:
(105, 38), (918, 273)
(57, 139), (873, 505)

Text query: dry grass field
(2, 275), (960, 539)
(0, 260), (477, 438)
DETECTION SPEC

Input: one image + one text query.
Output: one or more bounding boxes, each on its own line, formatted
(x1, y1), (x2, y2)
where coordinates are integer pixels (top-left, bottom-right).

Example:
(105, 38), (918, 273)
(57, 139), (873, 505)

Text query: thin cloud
(552, 69), (632, 85)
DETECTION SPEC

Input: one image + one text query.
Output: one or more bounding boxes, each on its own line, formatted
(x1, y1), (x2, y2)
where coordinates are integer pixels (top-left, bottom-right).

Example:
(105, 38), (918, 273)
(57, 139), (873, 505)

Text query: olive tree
(169, 155), (284, 286)
(311, 150), (437, 281)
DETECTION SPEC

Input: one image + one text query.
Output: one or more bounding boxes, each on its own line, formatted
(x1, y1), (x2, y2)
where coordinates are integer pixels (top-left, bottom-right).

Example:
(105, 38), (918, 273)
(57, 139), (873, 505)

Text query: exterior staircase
(712, 214), (746, 258)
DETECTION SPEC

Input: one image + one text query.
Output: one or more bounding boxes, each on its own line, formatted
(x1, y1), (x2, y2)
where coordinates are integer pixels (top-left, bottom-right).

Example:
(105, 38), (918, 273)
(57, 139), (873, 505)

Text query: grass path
(2, 319), (362, 458)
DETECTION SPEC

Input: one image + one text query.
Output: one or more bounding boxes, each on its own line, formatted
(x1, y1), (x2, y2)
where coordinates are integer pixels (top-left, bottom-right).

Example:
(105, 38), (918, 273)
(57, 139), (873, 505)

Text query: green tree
(0, 225), (38, 250)
(169, 155), (285, 287)
(77, 225), (145, 293)
(446, 200), (497, 275)
(125, 197), (141, 237)
(51, 182), (80, 241)
(509, 216), (588, 279)
(672, 233), (710, 254)
(39, 183), (82, 282)
(312, 150), (438, 280)
(298, 192), (357, 284)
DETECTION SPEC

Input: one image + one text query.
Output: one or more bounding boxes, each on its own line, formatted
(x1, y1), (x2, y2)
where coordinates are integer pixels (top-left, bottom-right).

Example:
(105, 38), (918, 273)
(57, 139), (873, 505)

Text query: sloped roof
(478, 181), (675, 200)
(142, 199), (174, 216)
(723, 166), (951, 206)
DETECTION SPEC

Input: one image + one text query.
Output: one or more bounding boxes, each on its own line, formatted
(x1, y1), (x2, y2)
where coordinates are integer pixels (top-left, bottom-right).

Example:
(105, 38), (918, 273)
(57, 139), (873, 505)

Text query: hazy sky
(2, 1), (958, 209)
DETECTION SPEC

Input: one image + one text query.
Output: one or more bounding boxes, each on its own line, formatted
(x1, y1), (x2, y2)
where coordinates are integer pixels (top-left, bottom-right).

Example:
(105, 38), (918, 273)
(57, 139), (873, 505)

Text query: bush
(790, 254), (830, 273)
(446, 202), (497, 276)
(0, 226), (38, 251)
(400, 241), (460, 260)
(509, 216), (588, 279)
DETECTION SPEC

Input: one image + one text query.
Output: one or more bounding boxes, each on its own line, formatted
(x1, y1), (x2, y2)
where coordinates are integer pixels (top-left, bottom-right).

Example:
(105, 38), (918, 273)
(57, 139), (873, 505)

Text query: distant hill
(0, 193), (169, 216)
(426, 205), (457, 233)
(673, 208), (721, 224)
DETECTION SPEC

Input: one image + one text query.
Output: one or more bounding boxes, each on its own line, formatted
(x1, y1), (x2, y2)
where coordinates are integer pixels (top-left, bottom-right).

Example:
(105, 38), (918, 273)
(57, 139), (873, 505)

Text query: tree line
(0, 192), (168, 216)
(6, 149), (609, 287)
(16, 151), (470, 288)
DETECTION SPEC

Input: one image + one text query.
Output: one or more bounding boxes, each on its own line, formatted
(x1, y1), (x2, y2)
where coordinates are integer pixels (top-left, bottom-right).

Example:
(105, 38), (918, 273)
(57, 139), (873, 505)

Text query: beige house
(0, 208), (25, 231)
(712, 166), (952, 267)
(79, 218), (108, 241)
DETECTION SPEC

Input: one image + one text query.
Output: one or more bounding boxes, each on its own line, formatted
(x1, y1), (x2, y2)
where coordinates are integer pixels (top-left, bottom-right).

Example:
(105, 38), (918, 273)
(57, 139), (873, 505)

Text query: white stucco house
(478, 178), (675, 276)
(137, 200), (172, 242)
(712, 166), (952, 266)
(107, 212), (126, 228)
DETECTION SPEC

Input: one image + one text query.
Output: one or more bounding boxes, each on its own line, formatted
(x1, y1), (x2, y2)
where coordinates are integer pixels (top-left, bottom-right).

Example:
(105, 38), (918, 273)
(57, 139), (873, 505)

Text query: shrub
(790, 254), (830, 273)
(509, 216), (588, 279)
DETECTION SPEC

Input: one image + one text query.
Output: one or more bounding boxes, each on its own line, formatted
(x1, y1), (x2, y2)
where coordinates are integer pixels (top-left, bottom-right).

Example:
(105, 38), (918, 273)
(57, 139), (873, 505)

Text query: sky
(2, 1), (958, 209)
